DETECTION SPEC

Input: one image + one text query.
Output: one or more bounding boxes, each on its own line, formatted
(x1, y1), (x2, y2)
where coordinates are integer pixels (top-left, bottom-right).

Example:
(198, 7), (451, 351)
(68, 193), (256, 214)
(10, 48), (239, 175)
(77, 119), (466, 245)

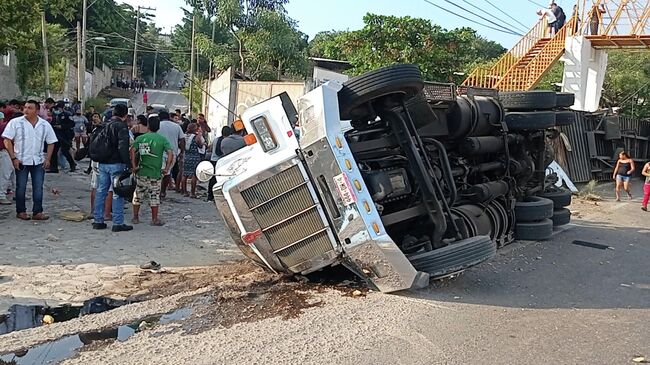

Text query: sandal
(16, 212), (31, 220)
(139, 261), (161, 270)
(32, 213), (49, 221)
(131, 217), (140, 224)
(183, 192), (190, 197)
(150, 219), (165, 226)
(190, 195), (198, 199)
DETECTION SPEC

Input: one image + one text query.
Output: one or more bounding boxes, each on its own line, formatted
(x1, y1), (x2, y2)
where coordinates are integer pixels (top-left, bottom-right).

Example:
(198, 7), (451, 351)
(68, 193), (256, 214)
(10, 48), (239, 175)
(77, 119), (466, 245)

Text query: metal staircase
(463, 17), (577, 91)
(463, 0), (650, 92)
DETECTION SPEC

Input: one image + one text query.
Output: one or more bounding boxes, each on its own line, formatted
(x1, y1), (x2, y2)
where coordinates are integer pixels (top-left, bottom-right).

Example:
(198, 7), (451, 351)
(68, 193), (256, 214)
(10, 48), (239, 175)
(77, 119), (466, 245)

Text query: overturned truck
(197, 64), (574, 292)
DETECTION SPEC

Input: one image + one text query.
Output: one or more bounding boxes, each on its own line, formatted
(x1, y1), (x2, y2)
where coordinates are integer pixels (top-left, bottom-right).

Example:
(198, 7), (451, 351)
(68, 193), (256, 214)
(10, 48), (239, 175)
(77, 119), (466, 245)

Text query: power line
(458, 0), (528, 34)
(421, 0), (522, 36)
(480, 0), (531, 33)
(526, 0), (548, 9)
(438, 0), (524, 36)
(445, 0), (523, 36)
(100, 0), (237, 116)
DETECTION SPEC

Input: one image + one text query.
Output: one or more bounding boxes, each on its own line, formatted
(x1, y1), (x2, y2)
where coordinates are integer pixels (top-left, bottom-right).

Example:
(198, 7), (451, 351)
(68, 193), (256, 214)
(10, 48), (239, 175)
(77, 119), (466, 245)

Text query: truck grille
(240, 165), (334, 268)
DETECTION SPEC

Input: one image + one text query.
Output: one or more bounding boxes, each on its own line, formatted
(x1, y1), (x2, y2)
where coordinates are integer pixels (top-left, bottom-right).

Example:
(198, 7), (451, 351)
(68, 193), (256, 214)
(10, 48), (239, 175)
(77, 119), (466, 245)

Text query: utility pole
(41, 12), (51, 98)
(208, 18), (216, 79)
(77, 21), (83, 104)
(152, 50), (158, 87)
(132, 6), (156, 81)
(188, 12), (196, 116)
(132, 6), (140, 80)
(80, 0), (87, 111)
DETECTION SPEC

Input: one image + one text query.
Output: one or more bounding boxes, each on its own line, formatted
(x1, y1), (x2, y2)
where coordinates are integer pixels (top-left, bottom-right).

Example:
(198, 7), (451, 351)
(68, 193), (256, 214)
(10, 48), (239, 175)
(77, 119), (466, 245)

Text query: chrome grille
(241, 165), (305, 207)
(264, 208), (324, 251)
(275, 231), (333, 268)
(240, 165), (335, 268)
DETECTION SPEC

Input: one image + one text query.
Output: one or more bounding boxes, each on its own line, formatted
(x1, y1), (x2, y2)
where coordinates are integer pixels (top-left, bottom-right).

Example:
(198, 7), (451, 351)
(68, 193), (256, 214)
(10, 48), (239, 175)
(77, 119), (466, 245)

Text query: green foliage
(535, 62), (563, 91)
(601, 50), (650, 119)
(306, 14), (506, 84)
(16, 22), (72, 96)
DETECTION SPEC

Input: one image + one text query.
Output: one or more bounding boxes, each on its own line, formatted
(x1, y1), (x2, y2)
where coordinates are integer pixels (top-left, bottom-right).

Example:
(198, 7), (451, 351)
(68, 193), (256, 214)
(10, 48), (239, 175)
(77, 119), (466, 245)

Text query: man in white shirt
(2, 100), (58, 220)
(538, 7), (558, 36)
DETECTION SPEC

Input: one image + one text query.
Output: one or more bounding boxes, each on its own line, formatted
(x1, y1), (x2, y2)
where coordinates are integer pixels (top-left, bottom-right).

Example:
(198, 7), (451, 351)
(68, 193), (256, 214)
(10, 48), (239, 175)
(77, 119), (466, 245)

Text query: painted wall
(0, 52), (21, 100)
(561, 36), (608, 112)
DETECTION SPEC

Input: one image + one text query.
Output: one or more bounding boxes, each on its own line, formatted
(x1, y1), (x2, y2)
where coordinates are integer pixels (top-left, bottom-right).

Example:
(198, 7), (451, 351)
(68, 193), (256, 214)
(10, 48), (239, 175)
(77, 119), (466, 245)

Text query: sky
(118, 0), (575, 48)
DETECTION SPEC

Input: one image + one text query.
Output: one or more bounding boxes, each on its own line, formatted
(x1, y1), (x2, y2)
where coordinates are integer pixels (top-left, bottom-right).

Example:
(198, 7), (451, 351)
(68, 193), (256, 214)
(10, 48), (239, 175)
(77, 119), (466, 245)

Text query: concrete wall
(203, 67), (305, 137)
(60, 61), (113, 101)
(0, 52), (21, 100)
(561, 36), (608, 112)
(203, 67), (235, 135)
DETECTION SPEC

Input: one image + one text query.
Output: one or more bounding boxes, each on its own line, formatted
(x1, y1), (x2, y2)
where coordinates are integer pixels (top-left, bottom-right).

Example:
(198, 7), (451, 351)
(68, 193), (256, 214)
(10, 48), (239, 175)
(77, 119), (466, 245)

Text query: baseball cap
(0, 111), (4, 120)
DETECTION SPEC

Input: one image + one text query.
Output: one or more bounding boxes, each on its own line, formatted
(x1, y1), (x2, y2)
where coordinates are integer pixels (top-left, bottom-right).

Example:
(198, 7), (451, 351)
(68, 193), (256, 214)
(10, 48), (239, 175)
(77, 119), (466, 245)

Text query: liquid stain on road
(0, 306), (193, 364)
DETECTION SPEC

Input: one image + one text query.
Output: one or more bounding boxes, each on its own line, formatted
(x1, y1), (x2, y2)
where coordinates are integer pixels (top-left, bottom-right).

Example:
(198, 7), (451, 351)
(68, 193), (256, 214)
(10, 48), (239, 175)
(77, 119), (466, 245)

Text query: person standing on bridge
(589, 4), (606, 35)
(538, 7), (557, 37)
(550, 3), (566, 34)
(143, 91), (149, 107)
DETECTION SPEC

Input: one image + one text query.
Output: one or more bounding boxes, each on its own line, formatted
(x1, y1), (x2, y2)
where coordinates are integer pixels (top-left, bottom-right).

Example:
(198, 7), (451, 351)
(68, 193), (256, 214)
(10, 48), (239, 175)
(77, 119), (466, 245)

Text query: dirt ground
(2, 168), (650, 364)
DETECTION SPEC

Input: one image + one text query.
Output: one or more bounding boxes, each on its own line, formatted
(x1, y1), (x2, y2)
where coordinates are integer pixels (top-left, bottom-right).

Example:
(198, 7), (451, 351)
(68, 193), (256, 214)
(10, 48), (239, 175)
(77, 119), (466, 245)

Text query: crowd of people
(0, 96), (246, 232)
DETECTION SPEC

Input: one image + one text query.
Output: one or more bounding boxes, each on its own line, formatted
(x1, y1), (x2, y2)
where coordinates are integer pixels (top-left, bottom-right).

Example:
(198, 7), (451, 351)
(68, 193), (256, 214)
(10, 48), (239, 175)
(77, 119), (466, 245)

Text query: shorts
(132, 176), (161, 207)
(75, 131), (87, 138)
(616, 174), (631, 182)
(90, 161), (113, 191)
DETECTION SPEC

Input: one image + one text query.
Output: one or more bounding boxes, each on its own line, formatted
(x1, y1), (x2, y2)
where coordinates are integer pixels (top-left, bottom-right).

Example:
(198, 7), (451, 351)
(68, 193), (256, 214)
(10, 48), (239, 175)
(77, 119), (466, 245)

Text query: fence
(555, 112), (650, 183)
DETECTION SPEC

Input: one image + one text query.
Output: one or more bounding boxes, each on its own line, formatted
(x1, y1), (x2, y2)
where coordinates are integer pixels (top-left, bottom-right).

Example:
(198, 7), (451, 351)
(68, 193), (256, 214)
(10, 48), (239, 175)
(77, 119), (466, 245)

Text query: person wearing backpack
(89, 103), (133, 232)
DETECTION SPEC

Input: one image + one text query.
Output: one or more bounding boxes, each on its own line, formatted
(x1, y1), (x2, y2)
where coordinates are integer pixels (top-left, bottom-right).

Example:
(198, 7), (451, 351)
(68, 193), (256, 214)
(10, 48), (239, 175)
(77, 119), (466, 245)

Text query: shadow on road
(404, 218), (650, 310)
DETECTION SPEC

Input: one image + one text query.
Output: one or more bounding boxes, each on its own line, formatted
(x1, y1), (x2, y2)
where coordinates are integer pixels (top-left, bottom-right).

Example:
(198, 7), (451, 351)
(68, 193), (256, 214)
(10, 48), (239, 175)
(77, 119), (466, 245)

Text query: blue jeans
(94, 163), (127, 224)
(15, 164), (45, 214)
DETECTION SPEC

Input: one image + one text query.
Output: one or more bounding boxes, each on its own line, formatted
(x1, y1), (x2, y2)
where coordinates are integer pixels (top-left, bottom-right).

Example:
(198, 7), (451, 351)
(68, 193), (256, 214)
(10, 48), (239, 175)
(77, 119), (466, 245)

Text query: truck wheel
(499, 91), (556, 110)
(408, 235), (496, 279)
(556, 92), (575, 108)
(505, 111), (556, 131)
(551, 208), (571, 226)
(515, 219), (554, 241)
(538, 188), (572, 208)
(338, 64), (424, 121)
(555, 111), (576, 127)
(515, 196), (554, 222)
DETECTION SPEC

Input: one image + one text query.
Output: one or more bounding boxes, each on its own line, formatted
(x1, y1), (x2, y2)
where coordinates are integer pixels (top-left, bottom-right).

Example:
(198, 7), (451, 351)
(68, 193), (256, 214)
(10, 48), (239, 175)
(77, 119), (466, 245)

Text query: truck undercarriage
(200, 64), (575, 292)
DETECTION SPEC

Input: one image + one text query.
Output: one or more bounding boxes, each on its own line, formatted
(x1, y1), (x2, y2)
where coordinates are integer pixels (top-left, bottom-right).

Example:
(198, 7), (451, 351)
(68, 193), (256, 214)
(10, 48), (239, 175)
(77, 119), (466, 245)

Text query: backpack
(88, 123), (114, 163)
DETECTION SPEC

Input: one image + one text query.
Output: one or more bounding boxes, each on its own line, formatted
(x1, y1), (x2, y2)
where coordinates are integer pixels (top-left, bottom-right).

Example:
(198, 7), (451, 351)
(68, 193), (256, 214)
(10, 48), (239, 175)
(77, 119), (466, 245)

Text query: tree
(306, 14), (506, 83)
(308, 31), (345, 60)
(213, 0), (289, 76)
(601, 51), (650, 119)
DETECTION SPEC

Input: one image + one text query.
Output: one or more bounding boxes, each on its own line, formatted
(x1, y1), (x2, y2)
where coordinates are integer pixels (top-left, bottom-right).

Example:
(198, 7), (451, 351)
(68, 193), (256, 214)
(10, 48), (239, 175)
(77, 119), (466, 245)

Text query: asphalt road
(131, 69), (188, 115)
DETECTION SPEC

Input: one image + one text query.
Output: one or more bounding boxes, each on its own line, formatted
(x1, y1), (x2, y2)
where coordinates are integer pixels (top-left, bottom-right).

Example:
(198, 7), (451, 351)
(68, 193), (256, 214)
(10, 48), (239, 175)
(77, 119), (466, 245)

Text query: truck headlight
(251, 117), (277, 152)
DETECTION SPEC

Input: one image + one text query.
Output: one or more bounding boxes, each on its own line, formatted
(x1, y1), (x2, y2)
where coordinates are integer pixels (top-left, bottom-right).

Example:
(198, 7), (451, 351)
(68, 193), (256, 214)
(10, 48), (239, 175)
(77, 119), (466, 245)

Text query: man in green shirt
(130, 116), (173, 225)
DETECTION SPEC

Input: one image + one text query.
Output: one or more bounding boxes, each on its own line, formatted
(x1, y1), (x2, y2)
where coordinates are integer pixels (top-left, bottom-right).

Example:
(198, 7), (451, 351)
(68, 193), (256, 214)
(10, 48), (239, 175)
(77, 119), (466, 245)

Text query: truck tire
(515, 196), (554, 222)
(538, 188), (572, 208)
(551, 208), (571, 226)
(515, 219), (554, 241)
(499, 91), (556, 110)
(556, 92), (575, 108)
(504, 111), (556, 131)
(338, 64), (424, 121)
(408, 235), (496, 279)
(555, 111), (576, 127)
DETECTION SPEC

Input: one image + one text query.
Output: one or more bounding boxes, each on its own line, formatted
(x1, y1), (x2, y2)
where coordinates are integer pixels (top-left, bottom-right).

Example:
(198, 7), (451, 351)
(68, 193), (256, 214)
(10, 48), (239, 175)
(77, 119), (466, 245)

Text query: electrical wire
(462, 0), (528, 33)
(526, 0), (548, 9)
(481, 0), (532, 33)
(438, 0), (524, 36)
(101, 0), (238, 116)
(422, 0), (523, 36)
